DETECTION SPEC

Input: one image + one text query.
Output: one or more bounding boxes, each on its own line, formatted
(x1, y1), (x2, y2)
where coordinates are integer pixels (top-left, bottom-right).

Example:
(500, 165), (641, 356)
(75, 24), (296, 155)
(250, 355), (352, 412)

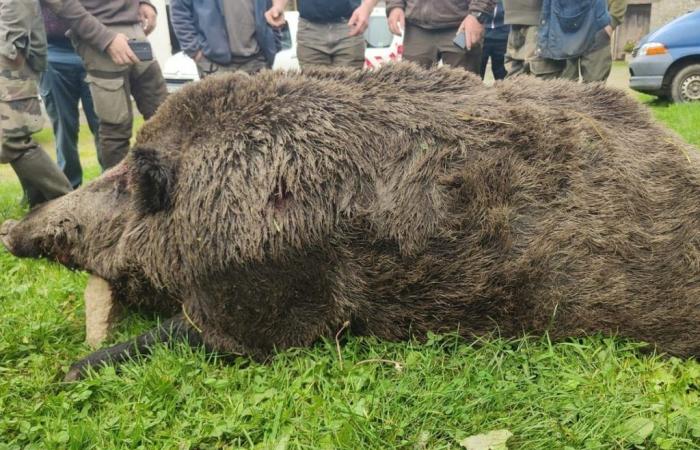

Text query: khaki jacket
(502, 0), (542, 26)
(385, 0), (497, 30)
(503, 0), (627, 28)
(608, 0), (628, 29)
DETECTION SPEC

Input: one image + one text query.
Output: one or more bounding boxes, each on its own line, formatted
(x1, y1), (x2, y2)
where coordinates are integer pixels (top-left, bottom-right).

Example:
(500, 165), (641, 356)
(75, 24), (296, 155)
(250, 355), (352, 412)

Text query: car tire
(670, 63), (700, 103)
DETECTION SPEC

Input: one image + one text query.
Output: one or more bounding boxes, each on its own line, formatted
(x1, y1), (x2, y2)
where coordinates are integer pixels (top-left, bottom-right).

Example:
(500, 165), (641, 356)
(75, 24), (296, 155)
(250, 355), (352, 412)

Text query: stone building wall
(650, 0), (700, 30)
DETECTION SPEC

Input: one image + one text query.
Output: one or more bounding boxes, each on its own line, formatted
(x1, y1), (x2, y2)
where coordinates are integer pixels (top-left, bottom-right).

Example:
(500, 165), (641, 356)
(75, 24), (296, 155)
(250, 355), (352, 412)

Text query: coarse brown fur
(3, 62), (700, 365)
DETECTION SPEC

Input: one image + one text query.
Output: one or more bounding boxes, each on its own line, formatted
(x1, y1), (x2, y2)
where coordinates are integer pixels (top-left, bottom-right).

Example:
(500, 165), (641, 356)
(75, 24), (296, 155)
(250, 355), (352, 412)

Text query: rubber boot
(15, 172), (44, 207)
(9, 140), (72, 207)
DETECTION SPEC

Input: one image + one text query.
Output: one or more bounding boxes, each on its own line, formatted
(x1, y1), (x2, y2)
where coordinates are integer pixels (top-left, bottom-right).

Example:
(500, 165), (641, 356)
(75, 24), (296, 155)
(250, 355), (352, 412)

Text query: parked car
(163, 8), (403, 92)
(629, 8), (700, 102)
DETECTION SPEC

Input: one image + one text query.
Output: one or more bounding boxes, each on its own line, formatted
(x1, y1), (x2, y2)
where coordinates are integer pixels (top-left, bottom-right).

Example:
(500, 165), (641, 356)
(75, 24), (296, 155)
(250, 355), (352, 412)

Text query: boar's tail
(63, 315), (203, 382)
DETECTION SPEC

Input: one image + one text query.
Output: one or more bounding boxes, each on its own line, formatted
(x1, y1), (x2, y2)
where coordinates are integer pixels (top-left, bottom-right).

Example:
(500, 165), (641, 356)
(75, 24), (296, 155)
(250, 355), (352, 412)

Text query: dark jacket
(47, 0), (156, 52)
(42, 4), (73, 49)
(537, 0), (610, 59)
(170, 0), (279, 66)
(385, 0), (496, 30)
(485, 1), (510, 41)
(299, 0), (360, 23)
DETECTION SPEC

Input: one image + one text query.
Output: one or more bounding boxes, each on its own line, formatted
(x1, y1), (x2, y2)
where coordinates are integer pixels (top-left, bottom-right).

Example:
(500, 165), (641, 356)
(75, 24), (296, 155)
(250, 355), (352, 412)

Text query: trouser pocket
(85, 73), (130, 125)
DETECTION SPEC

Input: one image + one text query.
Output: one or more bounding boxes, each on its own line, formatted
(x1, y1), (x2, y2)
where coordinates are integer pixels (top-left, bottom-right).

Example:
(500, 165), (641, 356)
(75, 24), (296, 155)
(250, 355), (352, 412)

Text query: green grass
(1, 98), (700, 449)
(642, 97), (700, 147)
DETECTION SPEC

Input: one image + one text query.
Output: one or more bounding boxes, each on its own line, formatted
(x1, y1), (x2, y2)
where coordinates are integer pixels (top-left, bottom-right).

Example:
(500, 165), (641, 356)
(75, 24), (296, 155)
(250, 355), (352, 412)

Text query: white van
(163, 8), (403, 92)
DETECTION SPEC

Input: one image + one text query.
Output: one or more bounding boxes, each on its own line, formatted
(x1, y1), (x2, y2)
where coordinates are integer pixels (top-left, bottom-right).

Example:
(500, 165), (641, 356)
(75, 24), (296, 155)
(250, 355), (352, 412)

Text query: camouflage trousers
(0, 60), (44, 163)
(1, 57), (71, 205)
(505, 25), (566, 79)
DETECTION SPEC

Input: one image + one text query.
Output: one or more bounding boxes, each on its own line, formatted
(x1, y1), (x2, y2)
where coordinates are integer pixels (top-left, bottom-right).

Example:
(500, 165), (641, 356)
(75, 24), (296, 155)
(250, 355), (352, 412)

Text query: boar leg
(64, 314), (203, 382)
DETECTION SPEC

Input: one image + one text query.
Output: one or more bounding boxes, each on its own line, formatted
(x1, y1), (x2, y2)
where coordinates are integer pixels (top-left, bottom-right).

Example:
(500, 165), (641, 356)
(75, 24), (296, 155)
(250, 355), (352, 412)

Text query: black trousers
(480, 37), (508, 81)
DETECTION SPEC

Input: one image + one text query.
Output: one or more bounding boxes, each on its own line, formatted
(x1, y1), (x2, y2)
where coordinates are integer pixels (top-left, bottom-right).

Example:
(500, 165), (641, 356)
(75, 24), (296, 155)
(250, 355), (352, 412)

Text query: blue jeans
(40, 47), (99, 188)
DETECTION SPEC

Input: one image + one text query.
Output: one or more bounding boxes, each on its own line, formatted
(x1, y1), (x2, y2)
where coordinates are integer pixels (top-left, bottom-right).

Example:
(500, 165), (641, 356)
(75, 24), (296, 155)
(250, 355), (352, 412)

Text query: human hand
(458, 14), (485, 51)
(139, 3), (157, 35)
(265, 5), (286, 28)
(604, 24), (613, 38)
(348, 3), (372, 36)
(387, 8), (405, 36)
(193, 49), (205, 62)
(106, 33), (140, 65)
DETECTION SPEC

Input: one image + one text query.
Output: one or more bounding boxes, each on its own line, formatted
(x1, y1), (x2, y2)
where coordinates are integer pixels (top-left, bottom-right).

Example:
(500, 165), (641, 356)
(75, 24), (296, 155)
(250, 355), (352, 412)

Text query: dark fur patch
(131, 146), (175, 214)
(268, 177), (293, 210)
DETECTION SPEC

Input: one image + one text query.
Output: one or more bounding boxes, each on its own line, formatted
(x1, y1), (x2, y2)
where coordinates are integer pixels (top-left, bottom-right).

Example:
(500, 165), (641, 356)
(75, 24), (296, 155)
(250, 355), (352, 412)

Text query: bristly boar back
(2, 63), (700, 379)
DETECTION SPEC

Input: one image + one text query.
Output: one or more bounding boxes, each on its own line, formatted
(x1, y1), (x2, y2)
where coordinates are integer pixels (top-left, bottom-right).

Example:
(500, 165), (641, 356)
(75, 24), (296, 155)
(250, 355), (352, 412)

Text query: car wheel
(670, 63), (700, 103)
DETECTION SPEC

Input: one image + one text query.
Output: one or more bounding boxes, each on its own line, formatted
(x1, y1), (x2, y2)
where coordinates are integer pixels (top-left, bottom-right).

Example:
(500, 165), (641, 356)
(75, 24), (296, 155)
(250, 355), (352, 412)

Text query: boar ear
(131, 146), (175, 213)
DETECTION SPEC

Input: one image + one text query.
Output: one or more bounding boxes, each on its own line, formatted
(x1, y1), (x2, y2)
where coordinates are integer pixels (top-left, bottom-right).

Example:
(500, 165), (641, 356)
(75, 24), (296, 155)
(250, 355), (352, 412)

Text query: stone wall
(650, 0), (700, 30)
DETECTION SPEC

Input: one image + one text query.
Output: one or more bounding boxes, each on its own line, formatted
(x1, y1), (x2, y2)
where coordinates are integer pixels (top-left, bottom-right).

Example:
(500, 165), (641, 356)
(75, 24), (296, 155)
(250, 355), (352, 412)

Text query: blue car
(629, 9), (700, 102)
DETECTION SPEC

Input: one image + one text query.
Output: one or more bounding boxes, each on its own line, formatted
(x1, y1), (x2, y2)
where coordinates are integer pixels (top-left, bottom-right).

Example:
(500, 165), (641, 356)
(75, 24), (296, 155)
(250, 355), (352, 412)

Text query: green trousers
(75, 24), (168, 170)
(296, 18), (366, 70)
(562, 30), (613, 83)
(402, 23), (482, 74)
(505, 25), (566, 79)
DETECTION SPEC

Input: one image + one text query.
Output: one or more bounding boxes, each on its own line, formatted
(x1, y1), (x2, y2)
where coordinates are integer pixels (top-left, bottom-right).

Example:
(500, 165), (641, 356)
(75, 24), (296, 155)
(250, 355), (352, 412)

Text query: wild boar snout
(0, 219), (18, 254)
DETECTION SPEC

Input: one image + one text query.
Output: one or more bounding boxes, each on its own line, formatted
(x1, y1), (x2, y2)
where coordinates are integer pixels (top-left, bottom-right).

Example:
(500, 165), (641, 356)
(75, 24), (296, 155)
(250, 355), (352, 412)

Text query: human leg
(579, 36), (613, 83)
(296, 18), (334, 68)
(1, 63), (71, 206)
(40, 61), (84, 188)
(129, 60), (168, 120)
(505, 25), (529, 77)
(85, 71), (133, 170)
(490, 38), (508, 80)
(328, 23), (365, 69)
(402, 23), (440, 68)
(561, 57), (582, 81)
(439, 27), (483, 74)
(5, 138), (72, 206)
(480, 39), (494, 79)
(79, 64), (101, 163)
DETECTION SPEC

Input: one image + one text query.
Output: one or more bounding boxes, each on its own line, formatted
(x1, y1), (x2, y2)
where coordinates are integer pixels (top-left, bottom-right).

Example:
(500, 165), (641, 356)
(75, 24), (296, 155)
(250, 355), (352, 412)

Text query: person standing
(385, 0), (496, 74)
(0, 0), (72, 207)
(562, 0), (628, 82)
(51, 0), (169, 170)
(480, 0), (509, 80)
(40, 5), (100, 188)
(265, 0), (378, 69)
(503, 0), (565, 78)
(171, 0), (280, 78)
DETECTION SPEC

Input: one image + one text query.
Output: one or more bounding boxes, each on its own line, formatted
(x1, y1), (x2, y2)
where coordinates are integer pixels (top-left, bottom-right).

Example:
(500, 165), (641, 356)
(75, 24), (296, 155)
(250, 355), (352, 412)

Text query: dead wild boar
(2, 62), (700, 381)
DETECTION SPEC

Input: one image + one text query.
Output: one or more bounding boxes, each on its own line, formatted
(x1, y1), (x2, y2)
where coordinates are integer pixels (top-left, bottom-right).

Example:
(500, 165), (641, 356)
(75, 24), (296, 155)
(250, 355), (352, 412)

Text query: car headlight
(638, 42), (668, 56)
